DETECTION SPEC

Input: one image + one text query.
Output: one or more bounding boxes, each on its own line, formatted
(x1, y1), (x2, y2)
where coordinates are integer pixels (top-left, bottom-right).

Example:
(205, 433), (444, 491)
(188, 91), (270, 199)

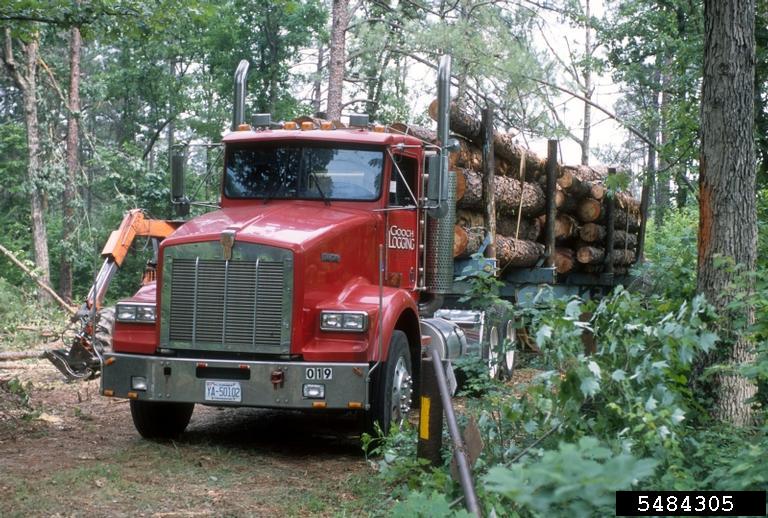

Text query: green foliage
(638, 207), (698, 301)
(390, 491), (474, 518)
(484, 436), (657, 516)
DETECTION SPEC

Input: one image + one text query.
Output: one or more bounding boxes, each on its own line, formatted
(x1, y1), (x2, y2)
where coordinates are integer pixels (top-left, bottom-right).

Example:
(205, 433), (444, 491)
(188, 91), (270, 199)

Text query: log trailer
(46, 55), (643, 439)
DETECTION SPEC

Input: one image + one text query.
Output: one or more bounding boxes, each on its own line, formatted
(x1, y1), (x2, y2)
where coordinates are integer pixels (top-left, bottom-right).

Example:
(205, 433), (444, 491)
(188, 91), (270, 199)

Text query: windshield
(224, 144), (385, 201)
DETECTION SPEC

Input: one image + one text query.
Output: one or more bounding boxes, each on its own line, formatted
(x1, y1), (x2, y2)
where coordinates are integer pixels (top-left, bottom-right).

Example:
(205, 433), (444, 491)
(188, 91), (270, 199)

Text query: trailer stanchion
(417, 354), (443, 467)
(604, 167), (616, 276)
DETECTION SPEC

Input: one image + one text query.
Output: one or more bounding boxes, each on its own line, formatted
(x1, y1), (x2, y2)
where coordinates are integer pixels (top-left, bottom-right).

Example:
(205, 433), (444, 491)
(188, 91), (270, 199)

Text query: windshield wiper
(262, 178), (283, 205)
(309, 169), (331, 206)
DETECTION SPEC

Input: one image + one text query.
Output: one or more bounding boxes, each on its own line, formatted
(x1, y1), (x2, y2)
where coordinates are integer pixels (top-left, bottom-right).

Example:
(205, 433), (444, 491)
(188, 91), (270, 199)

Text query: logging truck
(45, 55), (644, 439)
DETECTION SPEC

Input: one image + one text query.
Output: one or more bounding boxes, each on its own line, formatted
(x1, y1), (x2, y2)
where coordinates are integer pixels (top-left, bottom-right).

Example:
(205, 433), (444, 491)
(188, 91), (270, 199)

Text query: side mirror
(170, 148), (190, 217)
(446, 137), (461, 153)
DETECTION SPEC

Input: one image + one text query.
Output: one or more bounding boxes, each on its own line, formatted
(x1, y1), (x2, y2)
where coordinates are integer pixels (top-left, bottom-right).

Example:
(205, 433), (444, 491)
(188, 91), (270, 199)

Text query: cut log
(614, 209), (642, 232)
(576, 246), (636, 265)
(464, 227), (485, 257)
(553, 214), (579, 240)
(0, 349), (44, 361)
(570, 164), (608, 183)
(493, 133), (547, 180)
(454, 225), (468, 258)
(590, 183), (606, 200)
(616, 192), (641, 214)
(554, 247), (575, 274)
(496, 216), (541, 241)
(456, 209), (484, 228)
(579, 224), (638, 248)
(580, 264), (630, 275)
(429, 100), (548, 180)
(458, 169), (545, 216)
(579, 222), (605, 243)
(576, 198), (602, 223)
(455, 168), (467, 201)
(495, 235), (545, 268)
(429, 99), (482, 142)
(389, 122), (436, 143)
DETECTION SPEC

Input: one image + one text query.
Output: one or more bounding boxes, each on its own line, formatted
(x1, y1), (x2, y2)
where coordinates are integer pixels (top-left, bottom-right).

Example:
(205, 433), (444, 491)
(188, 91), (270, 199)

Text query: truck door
(385, 153), (420, 291)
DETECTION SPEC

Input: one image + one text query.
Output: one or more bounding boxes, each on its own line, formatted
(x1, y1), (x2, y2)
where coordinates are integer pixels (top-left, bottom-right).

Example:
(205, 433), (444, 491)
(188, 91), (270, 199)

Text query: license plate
(305, 367), (333, 380)
(204, 381), (242, 402)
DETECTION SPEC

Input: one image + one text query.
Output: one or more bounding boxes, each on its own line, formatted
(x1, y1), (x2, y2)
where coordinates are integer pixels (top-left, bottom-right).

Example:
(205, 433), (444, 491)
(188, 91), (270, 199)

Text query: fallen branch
(0, 243), (77, 315)
(0, 349), (44, 361)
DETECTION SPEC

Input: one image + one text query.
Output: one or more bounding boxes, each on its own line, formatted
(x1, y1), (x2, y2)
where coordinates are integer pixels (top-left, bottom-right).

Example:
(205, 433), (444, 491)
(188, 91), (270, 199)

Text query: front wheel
(368, 331), (413, 434)
(130, 400), (194, 439)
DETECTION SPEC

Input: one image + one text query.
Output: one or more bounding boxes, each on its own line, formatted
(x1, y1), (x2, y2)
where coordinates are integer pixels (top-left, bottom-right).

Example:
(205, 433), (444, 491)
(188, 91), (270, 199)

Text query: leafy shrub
(484, 436), (657, 516)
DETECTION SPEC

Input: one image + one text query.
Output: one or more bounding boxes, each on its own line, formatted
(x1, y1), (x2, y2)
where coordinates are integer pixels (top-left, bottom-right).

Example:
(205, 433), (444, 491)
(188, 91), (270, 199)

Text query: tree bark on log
(0, 349), (44, 361)
(389, 122), (436, 143)
(458, 169), (545, 216)
(496, 216), (541, 241)
(576, 246), (636, 265)
(614, 209), (642, 232)
(496, 236), (545, 268)
(569, 164), (608, 183)
(579, 224), (638, 248)
(429, 100), (548, 180)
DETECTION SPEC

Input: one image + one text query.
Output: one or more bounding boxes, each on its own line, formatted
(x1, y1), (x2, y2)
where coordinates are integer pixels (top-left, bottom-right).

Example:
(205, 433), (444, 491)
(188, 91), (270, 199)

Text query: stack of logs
(391, 102), (643, 275)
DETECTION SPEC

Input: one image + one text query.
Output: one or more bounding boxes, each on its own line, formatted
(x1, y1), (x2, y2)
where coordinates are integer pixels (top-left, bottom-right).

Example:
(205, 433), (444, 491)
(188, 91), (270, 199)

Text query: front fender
(302, 277), (418, 363)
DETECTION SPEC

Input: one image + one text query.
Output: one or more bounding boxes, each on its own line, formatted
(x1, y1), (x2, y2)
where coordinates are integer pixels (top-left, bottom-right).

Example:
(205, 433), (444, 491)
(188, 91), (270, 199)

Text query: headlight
(116, 303), (156, 323)
(320, 311), (368, 332)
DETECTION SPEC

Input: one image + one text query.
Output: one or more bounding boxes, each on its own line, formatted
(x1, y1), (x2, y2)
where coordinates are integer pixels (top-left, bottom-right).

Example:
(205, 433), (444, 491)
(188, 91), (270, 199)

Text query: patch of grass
(1, 436), (374, 517)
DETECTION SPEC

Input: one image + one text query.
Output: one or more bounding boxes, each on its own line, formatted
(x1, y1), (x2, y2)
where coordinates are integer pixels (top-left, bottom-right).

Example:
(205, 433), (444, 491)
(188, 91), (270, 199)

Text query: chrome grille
(168, 258), (288, 352)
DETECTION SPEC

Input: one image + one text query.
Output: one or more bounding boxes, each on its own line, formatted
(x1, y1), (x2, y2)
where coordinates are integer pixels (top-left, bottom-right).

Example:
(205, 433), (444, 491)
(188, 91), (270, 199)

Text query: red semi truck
(47, 54), (632, 439)
(49, 56), (474, 437)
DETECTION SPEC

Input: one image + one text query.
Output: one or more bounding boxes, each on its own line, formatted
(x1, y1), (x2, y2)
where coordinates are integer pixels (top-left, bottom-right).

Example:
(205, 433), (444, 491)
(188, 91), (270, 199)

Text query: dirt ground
(0, 360), (379, 517)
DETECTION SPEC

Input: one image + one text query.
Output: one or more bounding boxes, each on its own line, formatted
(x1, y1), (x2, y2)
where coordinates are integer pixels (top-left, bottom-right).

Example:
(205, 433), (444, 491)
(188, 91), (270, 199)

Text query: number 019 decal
(305, 367), (333, 380)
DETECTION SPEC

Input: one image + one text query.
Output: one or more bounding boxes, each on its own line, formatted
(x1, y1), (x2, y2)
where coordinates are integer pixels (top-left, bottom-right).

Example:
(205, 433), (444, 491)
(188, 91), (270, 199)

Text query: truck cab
(101, 57), (464, 438)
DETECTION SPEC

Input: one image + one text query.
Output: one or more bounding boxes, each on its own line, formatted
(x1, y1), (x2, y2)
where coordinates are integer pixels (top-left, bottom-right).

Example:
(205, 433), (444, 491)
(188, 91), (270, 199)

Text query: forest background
(2, 0), (768, 515)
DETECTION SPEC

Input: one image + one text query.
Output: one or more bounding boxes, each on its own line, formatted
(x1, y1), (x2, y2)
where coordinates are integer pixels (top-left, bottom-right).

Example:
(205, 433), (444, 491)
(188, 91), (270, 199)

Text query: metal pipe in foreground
(428, 346), (481, 517)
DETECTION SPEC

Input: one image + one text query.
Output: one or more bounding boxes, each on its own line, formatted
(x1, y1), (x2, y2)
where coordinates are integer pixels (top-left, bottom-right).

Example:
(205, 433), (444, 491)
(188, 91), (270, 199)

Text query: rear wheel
(130, 400), (194, 439)
(369, 331), (413, 434)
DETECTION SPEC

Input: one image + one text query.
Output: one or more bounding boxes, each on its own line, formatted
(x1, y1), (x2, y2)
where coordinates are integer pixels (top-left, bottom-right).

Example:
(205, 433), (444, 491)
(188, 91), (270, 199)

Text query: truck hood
(164, 201), (378, 251)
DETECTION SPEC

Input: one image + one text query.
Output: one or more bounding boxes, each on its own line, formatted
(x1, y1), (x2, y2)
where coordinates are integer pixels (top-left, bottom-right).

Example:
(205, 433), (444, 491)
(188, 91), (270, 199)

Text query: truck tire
(130, 400), (194, 439)
(94, 307), (115, 353)
(369, 331), (413, 434)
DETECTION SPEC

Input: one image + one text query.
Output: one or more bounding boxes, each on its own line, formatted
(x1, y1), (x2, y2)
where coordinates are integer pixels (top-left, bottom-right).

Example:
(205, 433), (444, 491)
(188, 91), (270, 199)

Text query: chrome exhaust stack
(232, 59), (250, 131)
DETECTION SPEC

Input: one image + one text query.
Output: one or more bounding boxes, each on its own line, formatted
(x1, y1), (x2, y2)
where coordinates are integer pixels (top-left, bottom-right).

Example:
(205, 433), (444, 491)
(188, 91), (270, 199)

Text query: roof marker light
(283, 121), (298, 130)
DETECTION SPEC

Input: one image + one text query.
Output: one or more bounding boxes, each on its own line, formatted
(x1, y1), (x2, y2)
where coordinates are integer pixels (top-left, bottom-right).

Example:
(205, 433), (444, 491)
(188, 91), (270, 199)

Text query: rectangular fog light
(131, 376), (148, 391)
(302, 383), (325, 399)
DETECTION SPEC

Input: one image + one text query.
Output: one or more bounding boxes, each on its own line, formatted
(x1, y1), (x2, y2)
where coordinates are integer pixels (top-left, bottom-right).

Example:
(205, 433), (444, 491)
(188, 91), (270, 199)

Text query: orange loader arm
(46, 209), (183, 381)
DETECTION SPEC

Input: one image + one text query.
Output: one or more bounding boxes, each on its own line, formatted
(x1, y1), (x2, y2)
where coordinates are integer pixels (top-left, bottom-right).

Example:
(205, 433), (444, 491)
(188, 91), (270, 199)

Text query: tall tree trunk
(60, 22), (81, 303)
(648, 66), (660, 228)
(312, 43), (324, 116)
(326, 0), (349, 121)
(698, 0), (757, 426)
(2, 28), (50, 302)
(656, 61), (672, 228)
(580, 0), (592, 166)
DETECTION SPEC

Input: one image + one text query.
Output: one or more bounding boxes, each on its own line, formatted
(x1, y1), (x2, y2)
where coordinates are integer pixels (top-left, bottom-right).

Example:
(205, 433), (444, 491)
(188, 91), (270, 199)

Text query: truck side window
(389, 155), (418, 207)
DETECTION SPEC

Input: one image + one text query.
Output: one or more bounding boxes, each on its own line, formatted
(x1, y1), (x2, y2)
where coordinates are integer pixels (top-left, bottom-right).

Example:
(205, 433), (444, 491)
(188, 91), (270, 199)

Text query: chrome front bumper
(101, 353), (370, 410)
